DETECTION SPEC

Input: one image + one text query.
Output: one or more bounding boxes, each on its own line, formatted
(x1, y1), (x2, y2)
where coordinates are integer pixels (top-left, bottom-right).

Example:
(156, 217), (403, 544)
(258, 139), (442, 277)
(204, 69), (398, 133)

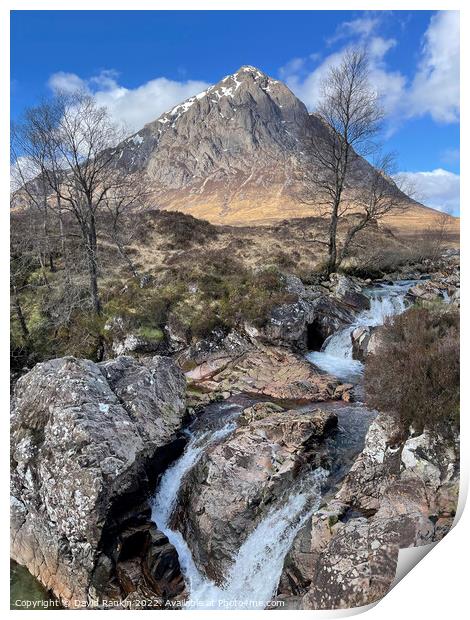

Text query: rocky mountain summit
(110, 65), (440, 231)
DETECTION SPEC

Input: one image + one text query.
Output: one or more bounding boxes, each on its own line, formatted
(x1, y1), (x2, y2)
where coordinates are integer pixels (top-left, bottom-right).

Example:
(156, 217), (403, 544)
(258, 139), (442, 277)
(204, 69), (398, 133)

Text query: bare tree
(416, 210), (455, 261)
(10, 231), (31, 346)
(300, 48), (406, 274)
(10, 148), (57, 283)
(101, 175), (149, 279)
(337, 153), (408, 264)
(12, 91), (144, 358)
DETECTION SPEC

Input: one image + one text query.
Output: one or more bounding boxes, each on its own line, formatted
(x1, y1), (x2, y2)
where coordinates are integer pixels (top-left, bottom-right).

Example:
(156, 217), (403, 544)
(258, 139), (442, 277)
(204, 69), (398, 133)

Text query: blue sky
(10, 10), (460, 214)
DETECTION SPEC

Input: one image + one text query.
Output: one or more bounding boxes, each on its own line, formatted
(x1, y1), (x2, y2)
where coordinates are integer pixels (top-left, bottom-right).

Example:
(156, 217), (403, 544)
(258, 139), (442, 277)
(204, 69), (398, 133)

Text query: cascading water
(307, 280), (415, 382)
(149, 279), (421, 609)
(151, 404), (328, 610)
(152, 433), (327, 611)
(151, 420), (237, 603)
(184, 468), (327, 610)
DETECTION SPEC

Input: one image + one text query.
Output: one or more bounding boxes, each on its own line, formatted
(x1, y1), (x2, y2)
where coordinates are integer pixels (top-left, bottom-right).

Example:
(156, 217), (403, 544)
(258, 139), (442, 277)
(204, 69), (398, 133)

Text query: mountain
(111, 65), (456, 235)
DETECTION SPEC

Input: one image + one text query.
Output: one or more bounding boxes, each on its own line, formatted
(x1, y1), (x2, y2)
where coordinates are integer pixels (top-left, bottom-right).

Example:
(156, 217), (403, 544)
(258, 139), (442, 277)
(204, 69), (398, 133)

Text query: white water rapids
(151, 413), (327, 609)
(306, 280), (415, 382)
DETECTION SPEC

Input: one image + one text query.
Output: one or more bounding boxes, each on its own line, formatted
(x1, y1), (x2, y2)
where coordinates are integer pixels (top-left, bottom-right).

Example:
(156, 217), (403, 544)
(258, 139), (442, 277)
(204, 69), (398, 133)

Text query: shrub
(271, 250), (297, 269)
(364, 306), (459, 438)
(136, 326), (164, 342)
(216, 267), (293, 328)
(104, 279), (185, 329)
(156, 210), (219, 246)
(189, 307), (225, 339)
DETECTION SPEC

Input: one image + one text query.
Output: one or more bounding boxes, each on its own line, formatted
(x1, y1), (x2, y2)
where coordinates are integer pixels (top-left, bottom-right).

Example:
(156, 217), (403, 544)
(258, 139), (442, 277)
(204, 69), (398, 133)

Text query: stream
(306, 279), (417, 383)
(11, 279), (418, 609)
(149, 279), (420, 610)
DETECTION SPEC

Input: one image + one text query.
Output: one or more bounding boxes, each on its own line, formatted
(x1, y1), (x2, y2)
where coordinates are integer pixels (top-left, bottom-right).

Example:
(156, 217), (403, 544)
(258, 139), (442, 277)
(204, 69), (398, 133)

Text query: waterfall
(307, 282), (413, 382)
(185, 468), (327, 610)
(152, 423), (236, 526)
(152, 421), (236, 534)
(151, 418), (327, 610)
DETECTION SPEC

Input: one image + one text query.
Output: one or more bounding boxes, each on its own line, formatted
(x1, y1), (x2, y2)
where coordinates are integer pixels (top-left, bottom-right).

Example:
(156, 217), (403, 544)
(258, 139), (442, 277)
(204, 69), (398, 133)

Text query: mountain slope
(111, 65), (458, 235)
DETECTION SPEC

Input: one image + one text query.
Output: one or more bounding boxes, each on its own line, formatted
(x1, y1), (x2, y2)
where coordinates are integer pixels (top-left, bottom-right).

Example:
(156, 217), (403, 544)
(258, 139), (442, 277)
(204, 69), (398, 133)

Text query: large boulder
(350, 325), (384, 361)
(278, 515), (399, 610)
(172, 405), (337, 582)
(10, 355), (187, 608)
(327, 273), (370, 311)
(262, 275), (357, 351)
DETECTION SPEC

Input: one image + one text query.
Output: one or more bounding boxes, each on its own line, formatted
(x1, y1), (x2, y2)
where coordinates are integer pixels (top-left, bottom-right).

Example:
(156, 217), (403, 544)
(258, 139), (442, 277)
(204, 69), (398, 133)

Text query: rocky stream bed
(10, 252), (460, 609)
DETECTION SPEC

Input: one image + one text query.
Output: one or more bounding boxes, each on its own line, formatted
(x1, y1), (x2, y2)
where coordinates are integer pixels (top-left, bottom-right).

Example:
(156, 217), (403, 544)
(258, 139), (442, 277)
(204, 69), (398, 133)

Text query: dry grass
(143, 178), (459, 244)
(126, 211), (412, 283)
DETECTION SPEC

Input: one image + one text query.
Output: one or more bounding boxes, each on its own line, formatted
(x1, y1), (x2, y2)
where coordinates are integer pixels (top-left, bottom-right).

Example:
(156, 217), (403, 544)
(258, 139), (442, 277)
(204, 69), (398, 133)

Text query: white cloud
(48, 71), (87, 94)
(395, 169), (460, 216)
(281, 50), (344, 110)
(48, 70), (211, 133)
(327, 15), (381, 45)
(279, 11), (459, 126)
(407, 11), (460, 123)
(280, 37), (405, 118)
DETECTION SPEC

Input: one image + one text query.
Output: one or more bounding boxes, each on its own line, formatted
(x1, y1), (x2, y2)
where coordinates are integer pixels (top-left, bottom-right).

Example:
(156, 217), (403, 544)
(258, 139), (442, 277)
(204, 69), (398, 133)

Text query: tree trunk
(43, 202), (55, 272)
(38, 252), (51, 288)
(58, 205), (72, 285)
(112, 227), (140, 279)
(86, 215), (102, 317)
(12, 286), (29, 342)
(327, 203), (339, 275)
(86, 215), (105, 362)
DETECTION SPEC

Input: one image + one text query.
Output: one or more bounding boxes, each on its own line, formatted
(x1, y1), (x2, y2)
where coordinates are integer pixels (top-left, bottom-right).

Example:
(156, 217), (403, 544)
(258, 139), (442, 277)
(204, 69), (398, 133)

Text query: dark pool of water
(10, 560), (60, 610)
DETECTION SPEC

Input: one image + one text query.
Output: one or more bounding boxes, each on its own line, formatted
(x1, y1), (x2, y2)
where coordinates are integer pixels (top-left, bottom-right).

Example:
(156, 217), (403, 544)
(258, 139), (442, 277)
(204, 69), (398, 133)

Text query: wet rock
(260, 275), (357, 351)
(351, 326), (371, 362)
(185, 341), (342, 404)
(10, 355), (187, 608)
(238, 401), (285, 424)
(351, 325), (384, 361)
(328, 274), (370, 311)
(336, 414), (404, 514)
(142, 529), (185, 598)
(334, 383), (354, 402)
(266, 294), (356, 351)
(172, 407), (337, 582)
(407, 280), (449, 302)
